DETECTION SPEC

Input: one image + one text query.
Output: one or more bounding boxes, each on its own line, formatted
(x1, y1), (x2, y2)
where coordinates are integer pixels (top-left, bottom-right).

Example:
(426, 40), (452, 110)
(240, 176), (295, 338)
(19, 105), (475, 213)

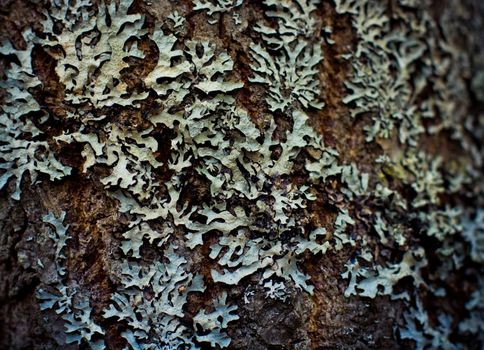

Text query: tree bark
(0, 0), (483, 349)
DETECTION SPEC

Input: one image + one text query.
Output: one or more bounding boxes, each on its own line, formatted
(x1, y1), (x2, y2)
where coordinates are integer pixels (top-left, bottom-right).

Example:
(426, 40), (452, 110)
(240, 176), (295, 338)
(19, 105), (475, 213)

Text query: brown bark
(0, 0), (483, 349)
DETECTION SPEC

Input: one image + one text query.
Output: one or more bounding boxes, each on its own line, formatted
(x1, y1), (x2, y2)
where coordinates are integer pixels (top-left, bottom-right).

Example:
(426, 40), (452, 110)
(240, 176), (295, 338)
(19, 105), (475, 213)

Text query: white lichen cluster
(193, 0), (243, 24)
(0, 0), (481, 348)
(46, 0), (148, 108)
(21, 0), (365, 347)
(103, 245), (206, 349)
(335, 0), (481, 161)
(335, 0), (426, 145)
(458, 277), (484, 344)
(342, 248), (427, 299)
(400, 298), (458, 350)
(0, 32), (71, 200)
(334, 1), (483, 347)
(249, 0), (324, 112)
(193, 292), (239, 348)
(9, 0), (351, 347)
(462, 209), (484, 264)
(37, 211), (105, 349)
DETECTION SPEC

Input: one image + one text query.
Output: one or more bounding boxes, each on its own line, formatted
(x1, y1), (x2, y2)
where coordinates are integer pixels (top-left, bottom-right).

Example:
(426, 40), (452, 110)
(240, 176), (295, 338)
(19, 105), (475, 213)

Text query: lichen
(193, 292), (239, 348)
(37, 211), (105, 349)
(42, 211), (70, 276)
(461, 209), (484, 263)
(0, 33), (71, 200)
(334, 0), (479, 155)
(342, 248), (427, 299)
(263, 280), (289, 302)
(193, 0), (243, 24)
(1, 0), (482, 348)
(400, 298), (458, 350)
(103, 244), (205, 349)
(249, 0), (324, 112)
(459, 277), (484, 343)
(46, 0), (148, 107)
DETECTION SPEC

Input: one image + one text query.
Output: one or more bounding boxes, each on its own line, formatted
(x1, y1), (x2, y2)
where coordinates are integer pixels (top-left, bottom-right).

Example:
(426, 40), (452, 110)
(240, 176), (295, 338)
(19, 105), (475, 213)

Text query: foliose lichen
(1, 0), (482, 348)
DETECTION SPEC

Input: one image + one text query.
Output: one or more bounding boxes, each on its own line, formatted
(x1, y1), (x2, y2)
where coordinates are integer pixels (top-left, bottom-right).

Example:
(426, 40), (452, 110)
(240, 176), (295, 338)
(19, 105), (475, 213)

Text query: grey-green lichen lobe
(0, 0), (482, 349)
(37, 211), (105, 349)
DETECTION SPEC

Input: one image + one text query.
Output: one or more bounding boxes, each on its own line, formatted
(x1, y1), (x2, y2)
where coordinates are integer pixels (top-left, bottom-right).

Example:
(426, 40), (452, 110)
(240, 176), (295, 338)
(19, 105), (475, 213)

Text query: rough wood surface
(0, 0), (483, 349)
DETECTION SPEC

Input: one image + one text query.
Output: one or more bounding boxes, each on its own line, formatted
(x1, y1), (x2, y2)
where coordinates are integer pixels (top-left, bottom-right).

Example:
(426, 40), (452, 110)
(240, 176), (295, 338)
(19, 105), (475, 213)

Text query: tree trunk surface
(0, 0), (483, 349)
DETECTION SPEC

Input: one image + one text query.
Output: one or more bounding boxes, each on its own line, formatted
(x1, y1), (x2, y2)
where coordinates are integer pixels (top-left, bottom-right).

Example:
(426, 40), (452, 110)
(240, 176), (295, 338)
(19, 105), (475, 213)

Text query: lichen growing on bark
(0, 0), (482, 349)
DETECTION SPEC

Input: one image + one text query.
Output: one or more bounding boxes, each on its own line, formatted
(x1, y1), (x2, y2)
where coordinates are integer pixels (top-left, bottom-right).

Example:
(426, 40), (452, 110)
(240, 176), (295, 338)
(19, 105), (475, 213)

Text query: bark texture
(0, 0), (483, 349)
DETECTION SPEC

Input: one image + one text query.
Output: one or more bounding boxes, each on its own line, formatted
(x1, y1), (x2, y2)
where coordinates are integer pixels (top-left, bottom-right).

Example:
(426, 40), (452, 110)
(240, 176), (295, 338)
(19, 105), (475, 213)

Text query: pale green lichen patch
(335, 0), (481, 161)
(329, 3), (482, 345)
(103, 244), (206, 349)
(400, 297), (458, 350)
(37, 211), (105, 349)
(193, 292), (239, 348)
(249, 0), (324, 112)
(1, 0), (482, 348)
(33, 0), (351, 345)
(46, 0), (149, 108)
(0, 32), (71, 200)
(342, 248), (427, 299)
(193, 0), (244, 24)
